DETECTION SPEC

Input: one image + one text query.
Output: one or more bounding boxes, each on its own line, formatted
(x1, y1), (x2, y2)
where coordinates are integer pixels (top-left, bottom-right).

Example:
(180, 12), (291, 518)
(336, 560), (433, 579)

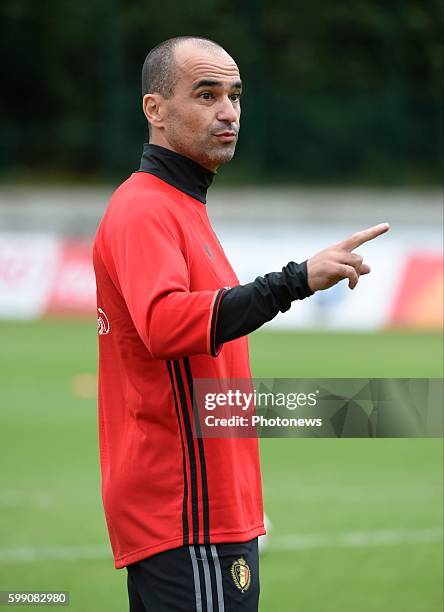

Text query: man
(93, 36), (389, 612)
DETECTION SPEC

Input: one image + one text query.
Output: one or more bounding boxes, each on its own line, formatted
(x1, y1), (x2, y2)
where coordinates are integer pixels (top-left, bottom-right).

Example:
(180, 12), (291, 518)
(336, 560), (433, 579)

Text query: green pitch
(0, 321), (442, 611)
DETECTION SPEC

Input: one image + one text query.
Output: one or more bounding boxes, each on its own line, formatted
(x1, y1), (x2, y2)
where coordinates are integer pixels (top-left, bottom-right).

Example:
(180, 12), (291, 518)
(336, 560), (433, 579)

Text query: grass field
(0, 321), (442, 611)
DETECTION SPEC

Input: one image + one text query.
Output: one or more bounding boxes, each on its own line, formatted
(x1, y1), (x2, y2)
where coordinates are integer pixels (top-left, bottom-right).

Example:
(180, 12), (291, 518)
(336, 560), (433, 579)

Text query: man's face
(159, 43), (242, 172)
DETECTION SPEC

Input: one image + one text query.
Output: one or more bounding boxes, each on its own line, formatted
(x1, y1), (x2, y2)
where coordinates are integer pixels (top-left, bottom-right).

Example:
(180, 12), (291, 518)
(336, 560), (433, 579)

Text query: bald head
(141, 36), (228, 99)
(141, 37), (241, 172)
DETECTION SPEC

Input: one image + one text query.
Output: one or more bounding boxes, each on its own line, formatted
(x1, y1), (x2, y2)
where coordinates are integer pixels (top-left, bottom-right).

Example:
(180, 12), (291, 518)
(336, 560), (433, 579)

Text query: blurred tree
(0, 0), (441, 184)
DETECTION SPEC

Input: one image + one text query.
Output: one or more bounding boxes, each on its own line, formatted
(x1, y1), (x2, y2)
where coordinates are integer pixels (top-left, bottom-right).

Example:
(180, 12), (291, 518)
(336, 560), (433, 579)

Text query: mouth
(213, 131), (237, 143)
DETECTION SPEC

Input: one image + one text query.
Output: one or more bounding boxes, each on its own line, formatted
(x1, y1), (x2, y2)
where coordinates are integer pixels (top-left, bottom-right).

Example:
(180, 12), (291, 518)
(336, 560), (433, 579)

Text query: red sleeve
(105, 196), (226, 360)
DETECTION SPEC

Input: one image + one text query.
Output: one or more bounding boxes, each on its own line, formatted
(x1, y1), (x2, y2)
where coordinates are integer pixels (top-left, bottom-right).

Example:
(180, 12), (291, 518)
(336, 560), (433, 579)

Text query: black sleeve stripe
(210, 288), (228, 357)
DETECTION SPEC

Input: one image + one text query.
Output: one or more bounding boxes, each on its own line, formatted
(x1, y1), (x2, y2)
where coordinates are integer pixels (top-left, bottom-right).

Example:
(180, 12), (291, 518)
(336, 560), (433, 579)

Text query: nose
(216, 95), (239, 125)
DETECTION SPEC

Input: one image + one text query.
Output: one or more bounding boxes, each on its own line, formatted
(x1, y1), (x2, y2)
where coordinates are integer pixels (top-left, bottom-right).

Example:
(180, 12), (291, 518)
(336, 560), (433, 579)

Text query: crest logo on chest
(204, 243), (214, 259)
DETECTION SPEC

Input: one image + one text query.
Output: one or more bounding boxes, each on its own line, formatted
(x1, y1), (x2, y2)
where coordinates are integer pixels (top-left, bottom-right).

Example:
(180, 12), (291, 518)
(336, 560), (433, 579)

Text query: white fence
(0, 188), (442, 329)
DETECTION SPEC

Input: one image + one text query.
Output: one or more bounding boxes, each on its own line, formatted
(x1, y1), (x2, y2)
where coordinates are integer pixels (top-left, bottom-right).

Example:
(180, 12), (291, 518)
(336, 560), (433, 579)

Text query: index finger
(340, 223), (390, 251)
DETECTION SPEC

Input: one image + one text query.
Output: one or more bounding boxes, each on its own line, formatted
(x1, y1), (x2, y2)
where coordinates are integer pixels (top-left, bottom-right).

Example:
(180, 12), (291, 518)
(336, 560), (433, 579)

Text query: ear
(142, 93), (166, 129)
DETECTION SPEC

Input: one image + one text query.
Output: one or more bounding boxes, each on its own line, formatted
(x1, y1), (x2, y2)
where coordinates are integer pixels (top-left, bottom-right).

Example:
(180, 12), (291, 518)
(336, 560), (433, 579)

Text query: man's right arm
(216, 223), (390, 345)
(216, 261), (312, 345)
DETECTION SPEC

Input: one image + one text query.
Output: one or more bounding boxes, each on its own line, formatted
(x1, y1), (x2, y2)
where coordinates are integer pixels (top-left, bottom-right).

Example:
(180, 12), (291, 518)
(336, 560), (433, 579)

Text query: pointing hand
(306, 223), (390, 292)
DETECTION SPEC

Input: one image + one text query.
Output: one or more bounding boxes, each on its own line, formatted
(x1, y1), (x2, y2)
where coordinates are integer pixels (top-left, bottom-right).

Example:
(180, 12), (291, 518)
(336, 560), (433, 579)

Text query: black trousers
(127, 538), (260, 612)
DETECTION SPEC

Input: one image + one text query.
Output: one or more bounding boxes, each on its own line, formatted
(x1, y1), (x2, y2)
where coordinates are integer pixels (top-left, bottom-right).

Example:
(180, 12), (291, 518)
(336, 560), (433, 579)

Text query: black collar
(138, 143), (215, 204)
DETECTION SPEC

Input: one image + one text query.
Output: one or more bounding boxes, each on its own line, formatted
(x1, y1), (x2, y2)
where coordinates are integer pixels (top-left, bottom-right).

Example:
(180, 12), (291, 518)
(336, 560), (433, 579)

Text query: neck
(138, 143), (215, 204)
(149, 134), (217, 172)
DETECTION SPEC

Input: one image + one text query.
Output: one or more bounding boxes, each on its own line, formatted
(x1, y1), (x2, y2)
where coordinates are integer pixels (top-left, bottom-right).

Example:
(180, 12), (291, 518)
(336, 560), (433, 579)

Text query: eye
(200, 92), (214, 100)
(230, 93), (241, 102)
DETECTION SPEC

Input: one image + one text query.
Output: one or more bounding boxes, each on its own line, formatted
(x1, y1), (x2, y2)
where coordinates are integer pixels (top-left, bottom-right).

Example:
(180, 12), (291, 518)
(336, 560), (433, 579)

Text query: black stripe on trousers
(183, 357), (210, 543)
(166, 361), (189, 545)
(172, 359), (200, 544)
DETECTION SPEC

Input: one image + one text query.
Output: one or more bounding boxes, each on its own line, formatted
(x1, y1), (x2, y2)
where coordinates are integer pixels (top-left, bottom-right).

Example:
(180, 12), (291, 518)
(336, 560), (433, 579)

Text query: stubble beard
(176, 138), (236, 171)
(166, 120), (237, 171)
(187, 131), (239, 171)
(202, 141), (237, 169)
